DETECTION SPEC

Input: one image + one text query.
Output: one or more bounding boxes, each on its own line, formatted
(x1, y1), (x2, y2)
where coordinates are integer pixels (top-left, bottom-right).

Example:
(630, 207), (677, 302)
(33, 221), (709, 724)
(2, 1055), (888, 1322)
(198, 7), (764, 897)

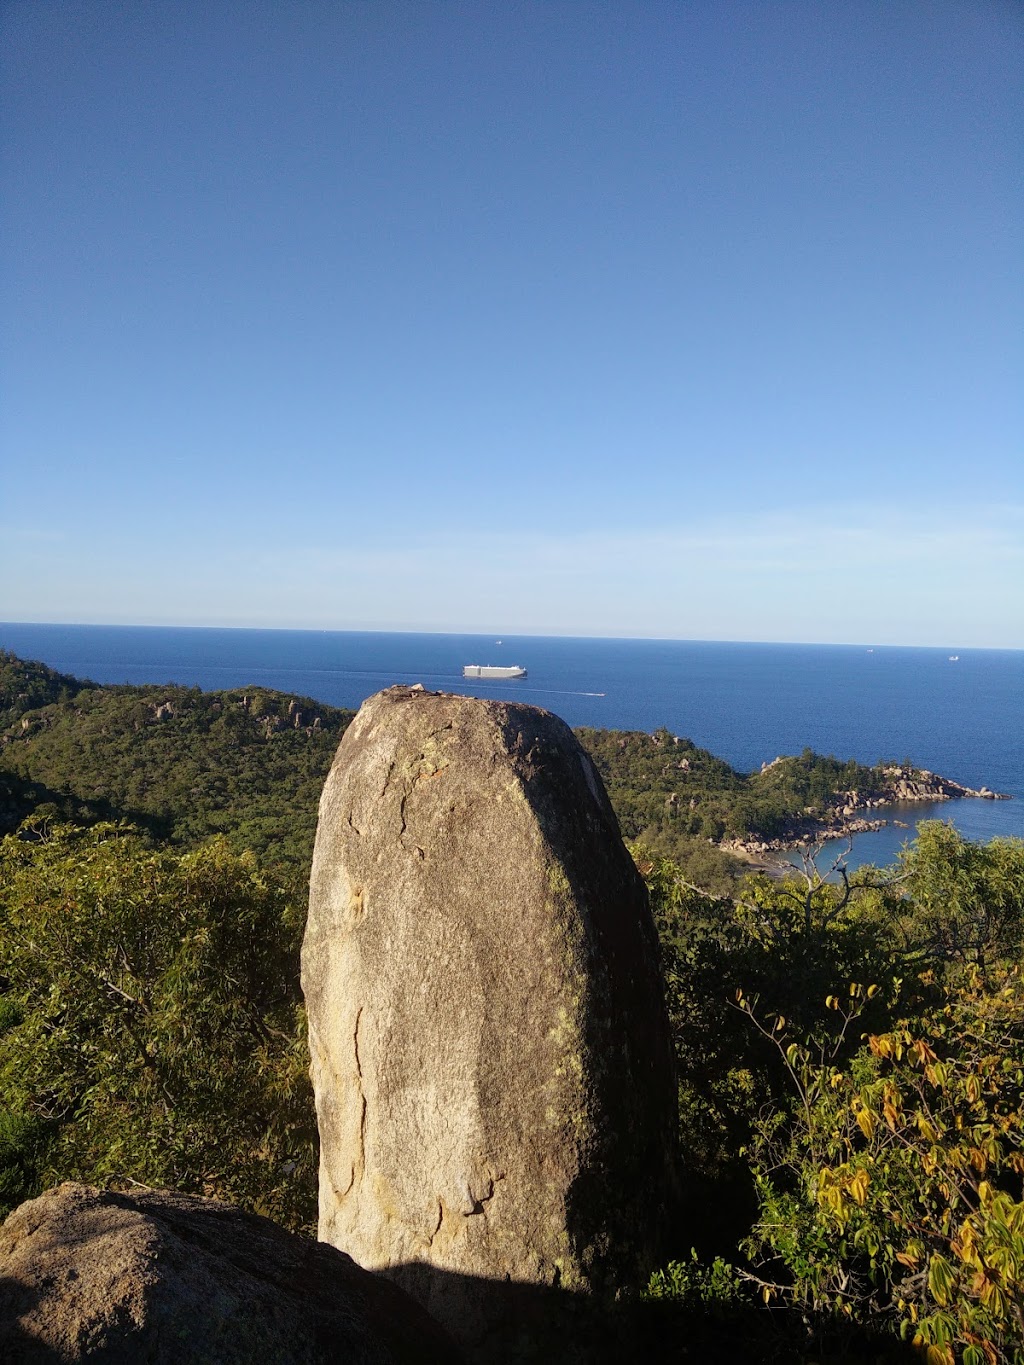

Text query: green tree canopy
(0, 821), (316, 1229)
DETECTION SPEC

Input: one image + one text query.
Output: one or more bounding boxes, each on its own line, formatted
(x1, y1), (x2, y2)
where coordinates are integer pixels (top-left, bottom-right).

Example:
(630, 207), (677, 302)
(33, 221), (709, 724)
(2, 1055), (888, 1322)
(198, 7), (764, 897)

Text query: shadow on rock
(0, 1183), (461, 1364)
(384, 1260), (920, 1365)
(0, 1276), (66, 1364)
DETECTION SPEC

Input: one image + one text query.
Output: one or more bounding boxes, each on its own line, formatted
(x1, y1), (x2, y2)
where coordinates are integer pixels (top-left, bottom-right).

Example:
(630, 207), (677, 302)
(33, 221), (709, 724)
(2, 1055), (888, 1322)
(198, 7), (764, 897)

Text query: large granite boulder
(303, 688), (679, 1351)
(0, 1181), (460, 1363)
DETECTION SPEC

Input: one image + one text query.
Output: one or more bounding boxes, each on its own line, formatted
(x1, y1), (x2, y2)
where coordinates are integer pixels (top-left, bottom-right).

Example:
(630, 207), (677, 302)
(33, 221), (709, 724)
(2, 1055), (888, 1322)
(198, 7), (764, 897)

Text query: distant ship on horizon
(463, 664), (527, 679)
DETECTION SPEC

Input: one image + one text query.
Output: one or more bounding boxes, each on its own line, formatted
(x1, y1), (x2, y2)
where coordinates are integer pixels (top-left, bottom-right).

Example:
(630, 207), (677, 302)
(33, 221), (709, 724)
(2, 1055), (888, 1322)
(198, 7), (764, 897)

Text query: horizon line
(1, 619), (1021, 655)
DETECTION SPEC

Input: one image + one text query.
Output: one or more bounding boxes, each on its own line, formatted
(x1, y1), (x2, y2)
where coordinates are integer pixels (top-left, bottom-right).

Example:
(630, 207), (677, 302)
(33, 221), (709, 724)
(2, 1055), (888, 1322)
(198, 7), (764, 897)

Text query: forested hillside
(0, 651), (353, 875)
(2, 651), (927, 892)
(580, 727), (904, 889)
(1, 650), (1022, 1360)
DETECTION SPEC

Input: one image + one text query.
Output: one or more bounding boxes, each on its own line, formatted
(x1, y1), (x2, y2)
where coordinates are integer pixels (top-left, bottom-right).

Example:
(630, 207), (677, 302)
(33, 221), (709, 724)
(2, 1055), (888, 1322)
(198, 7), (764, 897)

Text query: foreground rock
(304, 688), (679, 1355)
(0, 1181), (459, 1363)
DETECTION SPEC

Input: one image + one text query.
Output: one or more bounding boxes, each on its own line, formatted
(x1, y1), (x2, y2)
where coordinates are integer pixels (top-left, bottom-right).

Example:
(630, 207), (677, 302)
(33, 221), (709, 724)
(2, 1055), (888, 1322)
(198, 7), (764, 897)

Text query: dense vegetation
(0, 822), (315, 1229)
(1, 650), (1021, 1360)
(0, 650), (353, 876)
(646, 823), (1024, 1362)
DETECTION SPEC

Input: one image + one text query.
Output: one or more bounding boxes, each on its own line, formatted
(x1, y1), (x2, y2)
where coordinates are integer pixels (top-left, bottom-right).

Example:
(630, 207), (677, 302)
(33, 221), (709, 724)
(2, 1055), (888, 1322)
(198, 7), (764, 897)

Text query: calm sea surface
(2, 623), (1021, 869)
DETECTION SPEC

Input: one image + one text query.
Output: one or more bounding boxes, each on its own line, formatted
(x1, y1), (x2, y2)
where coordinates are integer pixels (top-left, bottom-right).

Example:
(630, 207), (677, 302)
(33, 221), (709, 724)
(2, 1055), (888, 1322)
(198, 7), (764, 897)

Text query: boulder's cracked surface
(303, 688), (679, 1349)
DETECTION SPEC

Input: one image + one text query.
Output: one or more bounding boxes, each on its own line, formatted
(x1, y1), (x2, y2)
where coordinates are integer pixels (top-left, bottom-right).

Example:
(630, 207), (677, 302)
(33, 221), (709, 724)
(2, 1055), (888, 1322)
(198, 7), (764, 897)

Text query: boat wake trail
(498, 686), (606, 699)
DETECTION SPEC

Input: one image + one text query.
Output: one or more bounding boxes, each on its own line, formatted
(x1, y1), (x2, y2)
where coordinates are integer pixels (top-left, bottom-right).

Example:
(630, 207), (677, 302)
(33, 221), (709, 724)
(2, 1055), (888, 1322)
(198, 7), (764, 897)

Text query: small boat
(949, 655), (959, 662)
(463, 664), (527, 679)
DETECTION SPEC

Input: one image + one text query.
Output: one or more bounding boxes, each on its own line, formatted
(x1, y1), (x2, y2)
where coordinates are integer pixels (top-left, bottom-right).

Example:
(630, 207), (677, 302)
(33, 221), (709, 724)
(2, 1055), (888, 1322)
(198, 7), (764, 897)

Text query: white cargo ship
(463, 664), (527, 679)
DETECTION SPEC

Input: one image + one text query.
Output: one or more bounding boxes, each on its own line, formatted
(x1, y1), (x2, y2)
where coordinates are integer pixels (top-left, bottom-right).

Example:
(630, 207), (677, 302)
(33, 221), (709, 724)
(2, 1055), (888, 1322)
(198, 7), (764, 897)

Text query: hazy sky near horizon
(2, 1), (1021, 648)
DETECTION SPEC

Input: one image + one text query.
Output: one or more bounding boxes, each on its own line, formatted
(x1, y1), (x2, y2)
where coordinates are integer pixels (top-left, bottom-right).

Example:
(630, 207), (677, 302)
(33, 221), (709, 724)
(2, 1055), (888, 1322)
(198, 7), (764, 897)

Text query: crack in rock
(352, 1007), (367, 1189)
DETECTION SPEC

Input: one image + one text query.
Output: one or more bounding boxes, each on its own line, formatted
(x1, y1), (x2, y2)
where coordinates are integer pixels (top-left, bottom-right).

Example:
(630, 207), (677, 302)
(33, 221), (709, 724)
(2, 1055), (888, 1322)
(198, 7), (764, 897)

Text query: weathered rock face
(0, 1181), (459, 1363)
(303, 687), (678, 1346)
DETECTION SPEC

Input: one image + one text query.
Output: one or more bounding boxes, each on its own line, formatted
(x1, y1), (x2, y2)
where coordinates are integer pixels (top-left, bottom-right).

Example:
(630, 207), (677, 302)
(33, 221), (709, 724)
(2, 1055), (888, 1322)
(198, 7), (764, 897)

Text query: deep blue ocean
(2, 623), (1021, 869)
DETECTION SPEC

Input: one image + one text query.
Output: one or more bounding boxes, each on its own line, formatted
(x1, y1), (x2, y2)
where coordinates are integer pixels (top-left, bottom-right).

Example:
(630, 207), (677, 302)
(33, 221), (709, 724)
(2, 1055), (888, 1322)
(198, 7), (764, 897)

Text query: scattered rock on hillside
(304, 687), (679, 1356)
(0, 1181), (460, 1363)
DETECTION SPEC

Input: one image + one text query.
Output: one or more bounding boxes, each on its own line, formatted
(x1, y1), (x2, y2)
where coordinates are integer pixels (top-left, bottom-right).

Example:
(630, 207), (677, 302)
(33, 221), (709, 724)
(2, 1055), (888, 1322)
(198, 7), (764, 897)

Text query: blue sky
(2, 0), (1021, 646)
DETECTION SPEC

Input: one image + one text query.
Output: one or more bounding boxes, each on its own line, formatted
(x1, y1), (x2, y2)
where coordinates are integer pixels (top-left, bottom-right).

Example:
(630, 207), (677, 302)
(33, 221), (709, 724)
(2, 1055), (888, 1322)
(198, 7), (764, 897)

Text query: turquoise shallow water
(2, 623), (1020, 867)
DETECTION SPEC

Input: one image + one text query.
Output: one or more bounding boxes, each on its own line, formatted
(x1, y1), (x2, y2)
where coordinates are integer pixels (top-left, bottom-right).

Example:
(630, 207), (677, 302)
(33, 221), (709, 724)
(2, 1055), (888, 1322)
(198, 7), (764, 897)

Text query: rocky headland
(723, 762), (1011, 864)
